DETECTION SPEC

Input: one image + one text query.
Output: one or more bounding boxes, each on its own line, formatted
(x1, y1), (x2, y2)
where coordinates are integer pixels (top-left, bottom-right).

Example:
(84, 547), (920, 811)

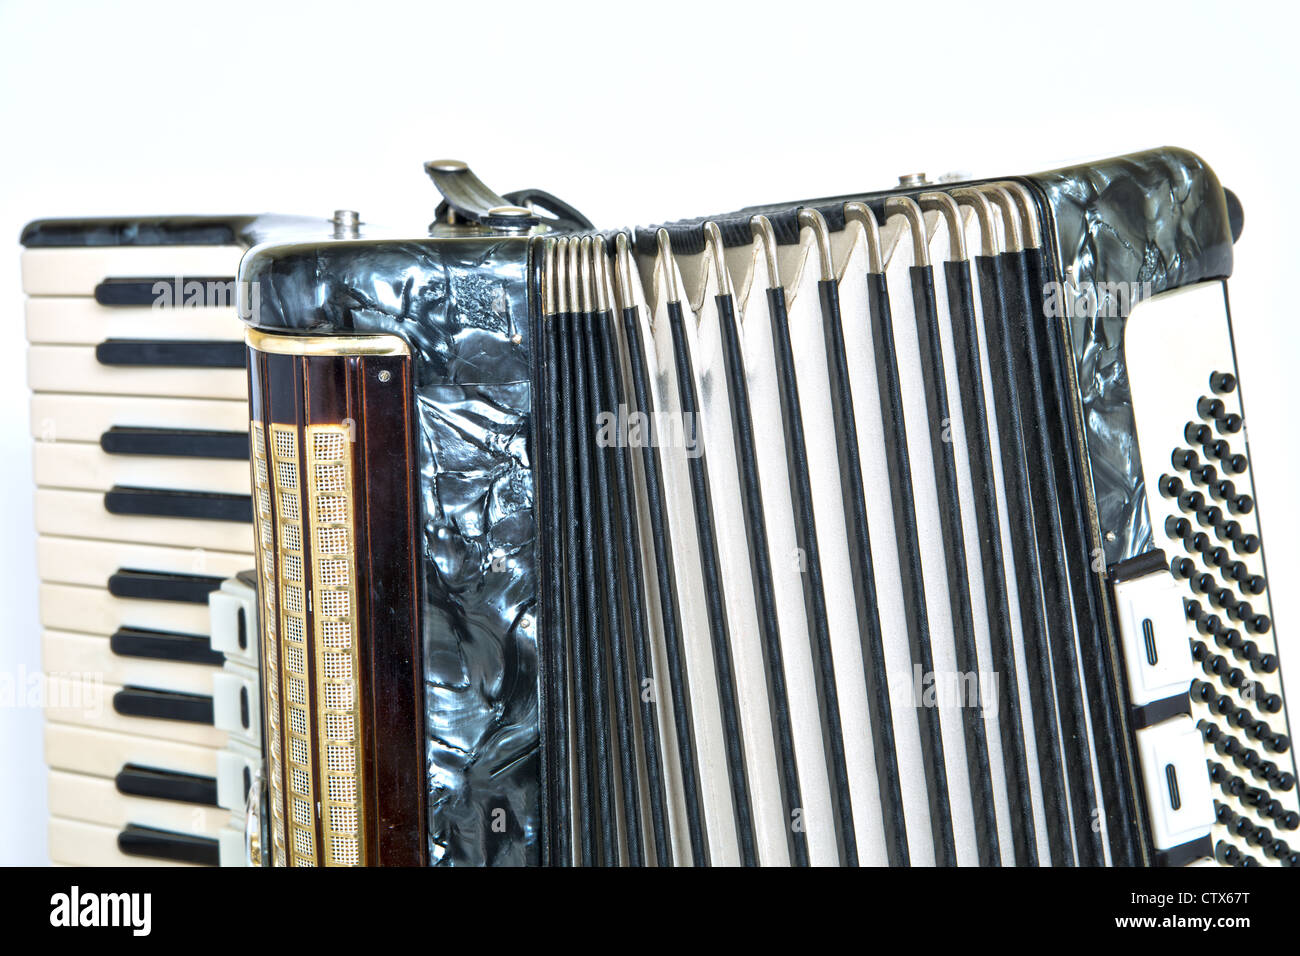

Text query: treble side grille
(251, 422), (287, 866)
(307, 425), (364, 867)
(245, 329), (423, 866)
(269, 424), (318, 866)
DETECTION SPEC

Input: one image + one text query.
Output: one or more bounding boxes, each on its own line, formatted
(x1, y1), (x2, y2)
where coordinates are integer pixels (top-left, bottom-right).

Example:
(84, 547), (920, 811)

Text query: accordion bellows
(41, 146), (1286, 866)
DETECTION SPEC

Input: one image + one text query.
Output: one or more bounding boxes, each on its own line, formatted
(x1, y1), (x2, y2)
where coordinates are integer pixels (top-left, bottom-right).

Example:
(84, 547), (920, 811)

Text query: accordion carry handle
(425, 158), (593, 234)
(424, 158), (530, 227)
(502, 187), (596, 233)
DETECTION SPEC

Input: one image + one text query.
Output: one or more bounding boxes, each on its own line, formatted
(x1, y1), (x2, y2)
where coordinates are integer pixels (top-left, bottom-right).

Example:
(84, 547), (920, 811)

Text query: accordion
(24, 146), (1297, 867)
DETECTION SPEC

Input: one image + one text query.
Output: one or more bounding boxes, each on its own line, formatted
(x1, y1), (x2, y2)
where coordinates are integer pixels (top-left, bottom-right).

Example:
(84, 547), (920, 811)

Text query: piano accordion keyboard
(22, 239), (259, 866)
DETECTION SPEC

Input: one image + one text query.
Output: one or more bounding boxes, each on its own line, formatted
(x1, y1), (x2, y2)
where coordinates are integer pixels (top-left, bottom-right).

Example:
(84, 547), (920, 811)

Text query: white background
(0, 0), (1295, 865)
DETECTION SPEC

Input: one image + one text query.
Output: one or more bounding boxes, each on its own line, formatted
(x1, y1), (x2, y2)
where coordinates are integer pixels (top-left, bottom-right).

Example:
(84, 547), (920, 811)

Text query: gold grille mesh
(307, 425), (365, 867)
(270, 423), (317, 867)
(251, 422), (287, 867)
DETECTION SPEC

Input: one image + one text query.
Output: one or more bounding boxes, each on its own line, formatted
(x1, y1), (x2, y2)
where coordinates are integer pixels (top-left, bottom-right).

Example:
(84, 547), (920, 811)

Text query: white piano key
(45, 720), (223, 780)
(48, 816), (201, 867)
(48, 768), (226, 837)
(43, 675), (225, 748)
(40, 583), (214, 637)
(28, 344), (247, 399)
(26, 296), (240, 345)
(34, 440), (251, 496)
(42, 629), (219, 695)
(21, 245), (244, 296)
(35, 488), (254, 553)
(37, 535), (251, 589)
(31, 393), (248, 444)
(47, 722), (259, 816)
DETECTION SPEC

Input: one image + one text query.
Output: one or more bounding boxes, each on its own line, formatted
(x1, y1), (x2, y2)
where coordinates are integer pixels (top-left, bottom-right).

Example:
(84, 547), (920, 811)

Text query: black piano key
(815, 278), (908, 866)
(580, 304), (641, 866)
(593, 301), (672, 868)
(110, 626), (224, 666)
(1023, 242), (1141, 866)
(621, 303), (710, 866)
(93, 276), (236, 307)
(1001, 247), (1103, 867)
(864, 271), (956, 865)
(538, 310), (567, 867)
(115, 764), (219, 806)
(973, 253), (1073, 865)
(766, 285), (859, 866)
(117, 823), (219, 866)
(571, 303), (617, 866)
(556, 307), (597, 867)
(100, 426), (249, 461)
(104, 485), (252, 523)
(112, 686), (213, 724)
(716, 291), (809, 867)
(95, 338), (246, 369)
(107, 568), (224, 604)
(942, 258), (1038, 866)
(665, 298), (757, 866)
